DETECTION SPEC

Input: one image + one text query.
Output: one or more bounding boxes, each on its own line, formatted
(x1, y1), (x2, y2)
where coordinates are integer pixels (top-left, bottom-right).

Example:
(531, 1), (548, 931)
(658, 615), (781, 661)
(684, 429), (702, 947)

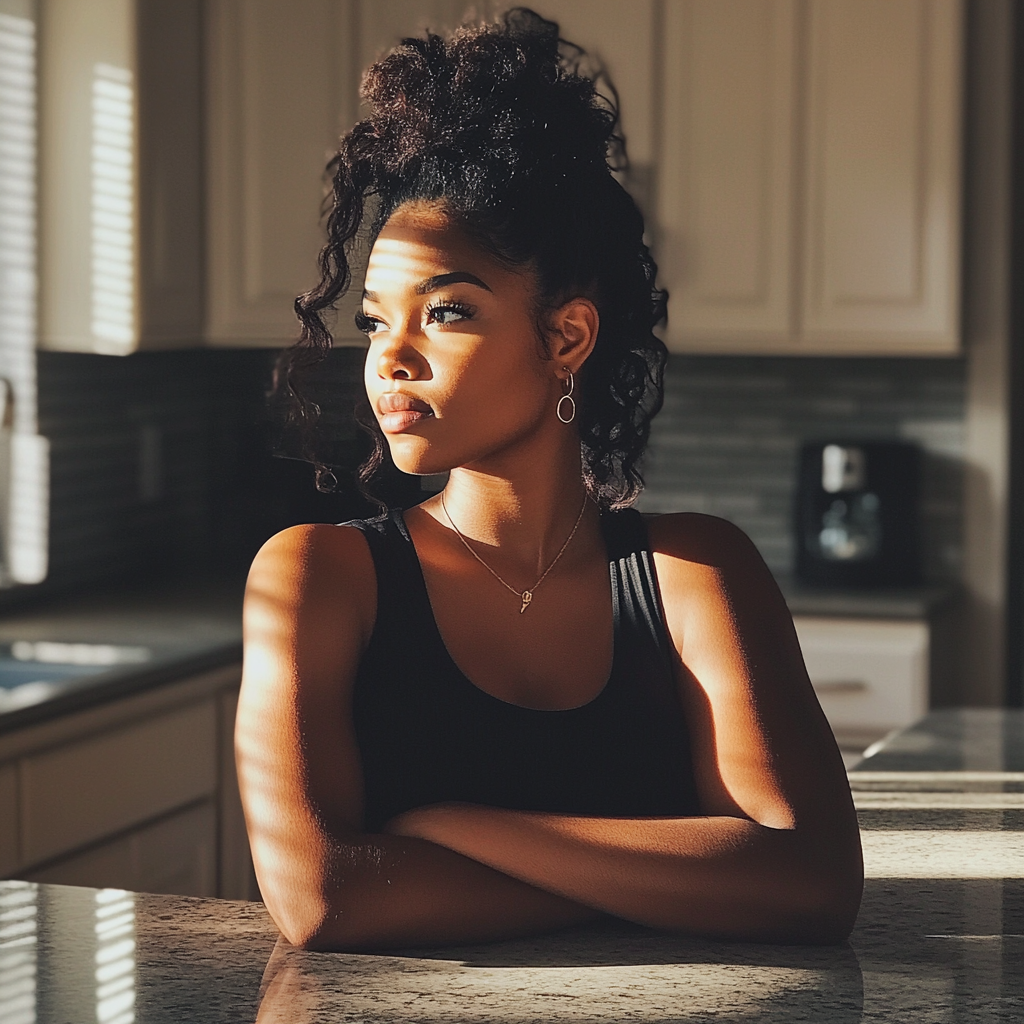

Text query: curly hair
(279, 7), (668, 509)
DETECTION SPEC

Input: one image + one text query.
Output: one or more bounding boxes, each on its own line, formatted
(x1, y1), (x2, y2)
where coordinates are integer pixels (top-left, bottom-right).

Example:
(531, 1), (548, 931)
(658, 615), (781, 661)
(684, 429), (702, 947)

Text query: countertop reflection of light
(0, 882), (38, 1024)
(94, 889), (135, 1024)
(10, 641), (150, 666)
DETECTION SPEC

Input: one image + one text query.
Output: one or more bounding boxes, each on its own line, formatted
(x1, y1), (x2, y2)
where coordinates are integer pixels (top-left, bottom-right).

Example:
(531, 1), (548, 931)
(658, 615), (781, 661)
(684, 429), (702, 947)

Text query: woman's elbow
(771, 861), (864, 944)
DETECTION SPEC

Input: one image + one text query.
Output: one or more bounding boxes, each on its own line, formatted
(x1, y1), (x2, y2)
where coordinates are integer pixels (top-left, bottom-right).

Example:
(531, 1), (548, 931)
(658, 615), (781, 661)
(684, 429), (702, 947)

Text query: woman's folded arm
(238, 523), (599, 951)
(385, 803), (861, 944)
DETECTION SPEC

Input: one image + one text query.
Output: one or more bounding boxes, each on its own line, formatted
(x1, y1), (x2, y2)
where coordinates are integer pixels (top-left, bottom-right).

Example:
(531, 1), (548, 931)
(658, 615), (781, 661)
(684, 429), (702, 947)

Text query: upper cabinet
(35, 1), (965, 356)
(38, 0), (203, 354)
(204, 0), (359, 349)
(657, 0), (964, 356)
(204, 0), (469, 349)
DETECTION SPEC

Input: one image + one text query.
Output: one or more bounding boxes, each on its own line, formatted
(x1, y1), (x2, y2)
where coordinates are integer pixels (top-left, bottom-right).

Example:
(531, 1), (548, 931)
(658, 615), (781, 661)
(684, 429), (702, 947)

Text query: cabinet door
(0, 763), (16, 876)
(801, 0), (963, 352)
(658, 0), (797, 351)
(23, 800), (216, 897)
(794, 617), (929, 742)
(205, 0), (362, 348)
(19, 699), (216, 866)
(38, 0), (203, 354)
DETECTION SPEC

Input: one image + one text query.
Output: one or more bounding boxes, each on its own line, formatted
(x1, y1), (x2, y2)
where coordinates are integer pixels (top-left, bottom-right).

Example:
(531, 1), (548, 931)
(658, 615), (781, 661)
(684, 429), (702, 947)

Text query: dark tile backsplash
(25, 348), (965, 600)
(638, 355), (966, 583)
(33, 347), (372, 596)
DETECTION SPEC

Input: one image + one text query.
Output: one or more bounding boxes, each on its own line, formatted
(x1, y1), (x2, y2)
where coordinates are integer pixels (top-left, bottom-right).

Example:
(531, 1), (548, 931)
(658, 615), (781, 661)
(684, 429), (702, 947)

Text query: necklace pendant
(520, 590), (533, 613)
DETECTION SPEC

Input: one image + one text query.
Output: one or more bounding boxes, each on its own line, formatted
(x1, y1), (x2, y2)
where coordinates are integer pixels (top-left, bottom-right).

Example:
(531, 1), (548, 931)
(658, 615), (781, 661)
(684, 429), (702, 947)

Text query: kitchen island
(1, 709), (1020, 1022)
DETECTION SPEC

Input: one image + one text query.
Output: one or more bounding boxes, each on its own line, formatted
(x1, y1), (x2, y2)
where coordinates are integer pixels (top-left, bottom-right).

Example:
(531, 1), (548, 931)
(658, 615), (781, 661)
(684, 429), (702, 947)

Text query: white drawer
(793, 617), (929, 734)
(24, 800), (217, 897)
(20, 699), (217, 866)
(0, 762), (16, 876)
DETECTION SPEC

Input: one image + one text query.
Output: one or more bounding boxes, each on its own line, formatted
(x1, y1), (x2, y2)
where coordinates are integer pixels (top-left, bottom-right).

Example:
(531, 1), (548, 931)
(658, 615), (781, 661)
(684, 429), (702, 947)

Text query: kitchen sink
(0, 642), (152, 712)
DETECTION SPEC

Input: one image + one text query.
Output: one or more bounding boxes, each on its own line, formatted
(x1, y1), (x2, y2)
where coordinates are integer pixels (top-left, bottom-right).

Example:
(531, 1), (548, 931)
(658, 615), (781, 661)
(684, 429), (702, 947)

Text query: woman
(237, 8), (863, 951)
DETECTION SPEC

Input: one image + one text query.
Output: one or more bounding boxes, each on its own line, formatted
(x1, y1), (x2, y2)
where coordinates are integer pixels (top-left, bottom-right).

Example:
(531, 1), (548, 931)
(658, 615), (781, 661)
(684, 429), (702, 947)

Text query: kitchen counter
(776, 576), (958, 620)
(0, 708), (1019, 1022)
(0, 573), (244, 734)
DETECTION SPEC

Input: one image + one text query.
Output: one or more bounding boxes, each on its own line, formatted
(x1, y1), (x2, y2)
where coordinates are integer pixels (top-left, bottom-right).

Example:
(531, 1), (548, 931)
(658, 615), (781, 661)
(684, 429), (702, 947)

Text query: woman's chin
(386, 445), (451, 479)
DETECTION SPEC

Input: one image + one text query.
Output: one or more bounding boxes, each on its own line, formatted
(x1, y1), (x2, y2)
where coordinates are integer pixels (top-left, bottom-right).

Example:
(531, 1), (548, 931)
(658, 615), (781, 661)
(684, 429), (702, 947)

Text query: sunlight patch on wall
(0, 10), (46, 585)
(90, 62), (134, 349)
(0, 12), (38, 431)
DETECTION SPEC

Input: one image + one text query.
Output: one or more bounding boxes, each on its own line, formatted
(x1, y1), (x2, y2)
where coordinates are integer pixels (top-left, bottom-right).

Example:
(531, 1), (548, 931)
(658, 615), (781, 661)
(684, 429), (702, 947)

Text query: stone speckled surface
(1, 710), (1021, 1022)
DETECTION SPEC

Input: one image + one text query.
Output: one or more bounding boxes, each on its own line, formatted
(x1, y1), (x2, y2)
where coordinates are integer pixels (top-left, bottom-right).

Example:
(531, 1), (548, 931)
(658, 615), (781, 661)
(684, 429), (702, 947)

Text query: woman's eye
(355, 312), (384, 335)
(425, 302), (474, 326)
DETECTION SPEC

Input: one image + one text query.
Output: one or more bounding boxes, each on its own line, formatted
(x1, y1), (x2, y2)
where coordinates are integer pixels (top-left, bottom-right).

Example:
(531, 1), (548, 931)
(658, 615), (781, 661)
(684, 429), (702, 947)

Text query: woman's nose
(375, 325), (427, 382)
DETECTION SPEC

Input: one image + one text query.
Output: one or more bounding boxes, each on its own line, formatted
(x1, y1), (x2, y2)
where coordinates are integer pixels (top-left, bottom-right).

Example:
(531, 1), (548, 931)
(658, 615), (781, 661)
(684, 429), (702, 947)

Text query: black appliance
(794, 440), (921, 587)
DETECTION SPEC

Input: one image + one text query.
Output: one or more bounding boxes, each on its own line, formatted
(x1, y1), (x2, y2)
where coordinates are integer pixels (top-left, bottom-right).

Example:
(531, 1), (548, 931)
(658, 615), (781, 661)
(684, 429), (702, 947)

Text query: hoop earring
(556, 369), (576, 424)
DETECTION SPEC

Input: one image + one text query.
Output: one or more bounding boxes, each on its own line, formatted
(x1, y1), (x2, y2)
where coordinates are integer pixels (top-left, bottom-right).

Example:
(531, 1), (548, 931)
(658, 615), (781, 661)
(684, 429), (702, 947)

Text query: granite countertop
(776, 575), (959, 619)
(0, 708), (1019, 1022)
(0, 573), (245, 734)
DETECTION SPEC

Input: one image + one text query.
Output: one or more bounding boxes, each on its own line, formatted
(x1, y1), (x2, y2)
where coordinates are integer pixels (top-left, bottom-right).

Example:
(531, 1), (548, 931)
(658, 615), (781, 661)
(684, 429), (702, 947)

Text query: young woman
(237, 8), (863, 952)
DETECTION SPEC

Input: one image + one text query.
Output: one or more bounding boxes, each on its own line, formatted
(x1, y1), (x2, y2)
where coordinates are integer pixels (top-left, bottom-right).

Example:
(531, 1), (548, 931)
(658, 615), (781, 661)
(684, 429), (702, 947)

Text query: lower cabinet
(793, 616), (930, 750)
(0, 664), (257, 900)
(23, 801), (217, 897)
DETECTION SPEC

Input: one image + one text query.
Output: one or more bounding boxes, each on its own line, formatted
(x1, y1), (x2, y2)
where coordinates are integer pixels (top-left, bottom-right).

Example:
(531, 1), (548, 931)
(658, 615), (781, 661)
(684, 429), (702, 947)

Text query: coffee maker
(794, 440), (921, 588)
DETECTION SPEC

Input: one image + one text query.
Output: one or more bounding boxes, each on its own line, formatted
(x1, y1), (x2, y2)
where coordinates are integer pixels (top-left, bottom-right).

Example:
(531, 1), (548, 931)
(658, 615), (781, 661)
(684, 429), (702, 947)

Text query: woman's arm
(385, 514), (863, 943)
(237, 524), (598, 951)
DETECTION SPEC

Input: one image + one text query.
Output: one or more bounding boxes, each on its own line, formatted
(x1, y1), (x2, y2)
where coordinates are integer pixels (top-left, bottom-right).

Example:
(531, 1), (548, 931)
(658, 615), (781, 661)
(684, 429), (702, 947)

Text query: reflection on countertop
(0, 709), (1020, 1023)
(0, 573), (244, 734)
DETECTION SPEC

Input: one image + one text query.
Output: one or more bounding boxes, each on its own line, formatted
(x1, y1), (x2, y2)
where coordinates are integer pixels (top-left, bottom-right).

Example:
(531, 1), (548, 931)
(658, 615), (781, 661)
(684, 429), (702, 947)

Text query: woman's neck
(426, 447), (594, 578)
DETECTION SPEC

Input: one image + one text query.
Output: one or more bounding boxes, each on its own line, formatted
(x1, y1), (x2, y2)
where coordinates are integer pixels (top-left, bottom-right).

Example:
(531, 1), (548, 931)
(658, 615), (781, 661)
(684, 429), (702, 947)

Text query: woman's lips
(377, 392), (434, 433)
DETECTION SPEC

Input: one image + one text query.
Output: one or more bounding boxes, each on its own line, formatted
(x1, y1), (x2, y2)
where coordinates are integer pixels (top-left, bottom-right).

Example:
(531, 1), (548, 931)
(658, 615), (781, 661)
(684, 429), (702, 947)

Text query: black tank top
(345, 507), (700, 831)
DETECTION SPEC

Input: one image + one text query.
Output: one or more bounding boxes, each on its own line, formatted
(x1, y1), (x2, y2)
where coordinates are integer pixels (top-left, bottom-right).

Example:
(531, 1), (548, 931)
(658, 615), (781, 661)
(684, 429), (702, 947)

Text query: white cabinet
(0, 664), (254, 899)
(657, 0), (963, 356)
(794, 616), (930, 748)
(202, 0), (659, 350)
(37, 0), (203, 354)
(204, 0), (362, 349)
(18, 699), (216, 866)
(24, 801), (217, 897)
(660, 0), (797, 344)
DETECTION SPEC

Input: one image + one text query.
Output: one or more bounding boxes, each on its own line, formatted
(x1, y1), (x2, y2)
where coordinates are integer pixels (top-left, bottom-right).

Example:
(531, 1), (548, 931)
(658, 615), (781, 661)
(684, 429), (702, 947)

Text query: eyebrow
(362, 271), (492, 303)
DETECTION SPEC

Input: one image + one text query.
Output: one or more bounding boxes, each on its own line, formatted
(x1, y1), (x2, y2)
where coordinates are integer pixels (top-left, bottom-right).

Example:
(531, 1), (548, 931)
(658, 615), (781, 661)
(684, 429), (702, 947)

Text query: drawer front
(24, 800), (217, 897)
(793, 617), (929, 733)
(0, 762), (16, 876)
(20, 700), (217, 866)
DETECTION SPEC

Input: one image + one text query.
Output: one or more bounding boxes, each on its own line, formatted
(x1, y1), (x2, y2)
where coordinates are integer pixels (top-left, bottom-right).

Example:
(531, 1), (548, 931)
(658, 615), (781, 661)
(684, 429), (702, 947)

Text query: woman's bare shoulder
(642, 511), (791, 660)
(643, 511), (765, 571)
(245, 522), (378, 647)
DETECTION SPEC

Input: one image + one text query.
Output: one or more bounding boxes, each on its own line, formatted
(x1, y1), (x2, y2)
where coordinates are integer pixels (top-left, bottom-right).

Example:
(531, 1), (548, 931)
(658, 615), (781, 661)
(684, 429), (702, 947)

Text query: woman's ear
(547, 298), (599, 371)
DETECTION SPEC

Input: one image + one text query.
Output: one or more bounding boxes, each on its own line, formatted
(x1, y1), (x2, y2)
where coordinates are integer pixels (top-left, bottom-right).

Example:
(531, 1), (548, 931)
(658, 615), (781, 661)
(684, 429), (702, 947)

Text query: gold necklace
(440, 491), (589, 613)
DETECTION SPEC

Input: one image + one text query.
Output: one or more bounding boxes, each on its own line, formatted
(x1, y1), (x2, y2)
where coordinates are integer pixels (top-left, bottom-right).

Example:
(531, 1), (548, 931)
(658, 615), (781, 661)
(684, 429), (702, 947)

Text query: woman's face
(360, 201), (559, 477)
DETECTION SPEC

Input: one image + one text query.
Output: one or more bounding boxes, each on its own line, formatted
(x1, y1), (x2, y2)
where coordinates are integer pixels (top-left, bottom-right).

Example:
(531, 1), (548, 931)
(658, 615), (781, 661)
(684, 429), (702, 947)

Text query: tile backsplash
(23, 348), (965, 599)
(33, 347), (369, 596)
(638, 355), (966, 583)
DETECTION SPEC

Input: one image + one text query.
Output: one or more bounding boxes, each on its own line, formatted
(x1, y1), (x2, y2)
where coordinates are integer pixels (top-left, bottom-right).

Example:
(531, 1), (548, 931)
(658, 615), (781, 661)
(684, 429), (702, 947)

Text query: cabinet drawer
(23, 800), (217, 897)
(793, 617), (929, 733)
(20, 700), (217, 866)
(0, 763), (16, 876)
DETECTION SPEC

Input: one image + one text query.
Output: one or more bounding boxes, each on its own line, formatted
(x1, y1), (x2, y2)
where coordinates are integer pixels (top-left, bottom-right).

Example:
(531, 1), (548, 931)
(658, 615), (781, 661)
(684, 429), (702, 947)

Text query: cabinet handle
(812, 679), (868, 694)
